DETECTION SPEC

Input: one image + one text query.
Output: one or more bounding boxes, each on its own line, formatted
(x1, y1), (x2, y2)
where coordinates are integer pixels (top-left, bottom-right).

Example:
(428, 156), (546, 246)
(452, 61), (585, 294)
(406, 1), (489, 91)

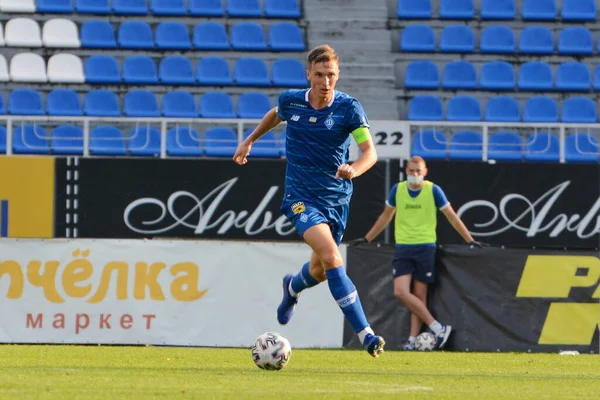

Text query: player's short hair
(408, 156), (426, 167)
(307, 44), (339, 68)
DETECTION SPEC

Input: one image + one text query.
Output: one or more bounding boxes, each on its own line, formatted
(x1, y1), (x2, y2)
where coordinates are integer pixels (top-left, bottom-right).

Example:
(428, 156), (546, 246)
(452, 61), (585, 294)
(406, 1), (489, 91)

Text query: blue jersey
(276, 89), (369, 207)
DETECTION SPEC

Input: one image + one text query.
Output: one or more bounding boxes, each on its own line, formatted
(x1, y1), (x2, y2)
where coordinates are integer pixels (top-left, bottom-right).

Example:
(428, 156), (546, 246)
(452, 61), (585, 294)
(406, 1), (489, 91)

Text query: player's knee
(394, 287), (411, 302)
(319, 250), (343, 270)
(308, 263), (326, 282)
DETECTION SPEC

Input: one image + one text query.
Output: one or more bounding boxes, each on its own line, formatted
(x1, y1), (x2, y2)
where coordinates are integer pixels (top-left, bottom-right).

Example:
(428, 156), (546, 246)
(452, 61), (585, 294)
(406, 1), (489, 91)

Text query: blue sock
(325, 266), (369, 334)
(290, 262), (319, 295)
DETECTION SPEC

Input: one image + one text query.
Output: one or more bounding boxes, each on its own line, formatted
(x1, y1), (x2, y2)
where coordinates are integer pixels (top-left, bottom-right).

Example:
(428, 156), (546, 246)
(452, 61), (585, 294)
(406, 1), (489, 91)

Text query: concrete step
(344, 62), (395, 77)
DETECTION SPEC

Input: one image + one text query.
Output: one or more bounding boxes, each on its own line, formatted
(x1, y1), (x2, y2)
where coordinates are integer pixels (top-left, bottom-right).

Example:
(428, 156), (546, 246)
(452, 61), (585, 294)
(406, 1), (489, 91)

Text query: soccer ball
(251, 332), (292, 370)
(415, 332), (436, 351)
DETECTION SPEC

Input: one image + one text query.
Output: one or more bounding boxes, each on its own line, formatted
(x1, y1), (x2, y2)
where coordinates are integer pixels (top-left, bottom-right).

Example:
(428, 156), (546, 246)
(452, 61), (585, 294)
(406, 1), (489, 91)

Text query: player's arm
(336, 127), (377, 179)
(364, 204), (396, 242)
(441, 205), (475, 243)
(233, 107), (283, 165)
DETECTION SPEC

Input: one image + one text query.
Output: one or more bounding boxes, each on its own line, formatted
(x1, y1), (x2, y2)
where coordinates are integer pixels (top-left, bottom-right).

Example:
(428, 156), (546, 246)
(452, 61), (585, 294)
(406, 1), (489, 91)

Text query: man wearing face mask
(349, 156), (484, 351)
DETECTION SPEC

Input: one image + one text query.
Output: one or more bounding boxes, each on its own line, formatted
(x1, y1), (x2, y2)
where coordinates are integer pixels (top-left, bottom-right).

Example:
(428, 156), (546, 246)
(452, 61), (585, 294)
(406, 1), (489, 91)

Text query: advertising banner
(425, 161), (600, 249)
(54, 158), (393, 241)
(0, 239), (343, 348)
(345, 244), (599, 353)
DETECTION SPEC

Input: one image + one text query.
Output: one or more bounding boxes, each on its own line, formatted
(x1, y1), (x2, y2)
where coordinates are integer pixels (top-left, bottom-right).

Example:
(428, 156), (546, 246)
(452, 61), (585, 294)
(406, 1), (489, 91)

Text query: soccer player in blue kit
(233, 44), (385, 358)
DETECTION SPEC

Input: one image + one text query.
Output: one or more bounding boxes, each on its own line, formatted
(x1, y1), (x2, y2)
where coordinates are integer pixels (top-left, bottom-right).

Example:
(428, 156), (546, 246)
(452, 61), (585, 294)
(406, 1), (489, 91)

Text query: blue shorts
(281, 200), (349, 246)
(392, 245), (436, 283)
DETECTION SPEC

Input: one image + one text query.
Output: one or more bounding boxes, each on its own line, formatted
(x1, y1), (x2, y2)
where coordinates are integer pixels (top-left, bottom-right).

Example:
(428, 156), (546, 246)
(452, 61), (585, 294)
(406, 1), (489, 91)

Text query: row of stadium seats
(397, 0), (595, 21)
(0, 53), (307, 87)
(405, 60), (600, 92)
(0, 124), (284, 157)
(401, 25), (598, 55)
(0, 19), (305, 52)
(408, 95), (598, 123)
(1, 89), (275, 118)
(0, 0), (301, 18)
(412, 131), (598, 163)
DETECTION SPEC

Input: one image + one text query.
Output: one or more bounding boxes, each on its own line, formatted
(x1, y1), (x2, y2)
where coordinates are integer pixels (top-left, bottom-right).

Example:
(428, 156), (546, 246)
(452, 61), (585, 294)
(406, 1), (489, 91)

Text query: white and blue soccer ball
(251, 332), (292, 370)
(415, 332), (437, 351)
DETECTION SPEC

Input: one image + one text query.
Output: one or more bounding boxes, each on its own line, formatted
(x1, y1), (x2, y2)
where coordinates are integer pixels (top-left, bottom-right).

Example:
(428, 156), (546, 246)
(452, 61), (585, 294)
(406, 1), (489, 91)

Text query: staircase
(302, 0), (398, 119)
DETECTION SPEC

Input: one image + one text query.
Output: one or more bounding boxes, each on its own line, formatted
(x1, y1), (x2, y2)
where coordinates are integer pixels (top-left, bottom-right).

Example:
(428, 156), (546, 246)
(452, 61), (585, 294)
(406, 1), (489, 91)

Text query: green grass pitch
(0, 345), (598, 399)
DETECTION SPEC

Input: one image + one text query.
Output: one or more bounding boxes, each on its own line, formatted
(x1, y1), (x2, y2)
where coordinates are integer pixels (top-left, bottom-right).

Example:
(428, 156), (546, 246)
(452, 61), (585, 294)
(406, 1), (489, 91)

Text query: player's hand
(336, 164), (356, 179)
(469, 241), (488, 249)
(233, 141), (252, 165)
(348, 237), (368, 246)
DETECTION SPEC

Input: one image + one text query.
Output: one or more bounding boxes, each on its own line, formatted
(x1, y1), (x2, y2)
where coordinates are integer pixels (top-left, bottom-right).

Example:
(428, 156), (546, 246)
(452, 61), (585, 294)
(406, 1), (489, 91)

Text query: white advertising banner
(0, 239), (344, 348)
(349, 120), (411, 161)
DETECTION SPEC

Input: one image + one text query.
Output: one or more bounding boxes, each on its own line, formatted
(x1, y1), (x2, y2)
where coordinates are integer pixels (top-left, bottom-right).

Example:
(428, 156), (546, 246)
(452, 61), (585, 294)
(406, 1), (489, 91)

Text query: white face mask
(407, 175), (423, 186)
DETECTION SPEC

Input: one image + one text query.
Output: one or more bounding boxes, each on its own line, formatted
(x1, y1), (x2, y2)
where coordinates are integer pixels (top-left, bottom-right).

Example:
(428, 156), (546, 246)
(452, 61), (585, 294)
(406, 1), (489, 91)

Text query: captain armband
(351, 127), (371, 145)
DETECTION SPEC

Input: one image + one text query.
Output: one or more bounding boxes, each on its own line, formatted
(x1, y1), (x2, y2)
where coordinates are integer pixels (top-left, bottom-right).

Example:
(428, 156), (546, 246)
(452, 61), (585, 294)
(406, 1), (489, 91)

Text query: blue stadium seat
(400, 25), (435, 52)
(264, 0), (300, 18)
(84, 90), (120, 117)
(565, 133), (599, 163)
(439, 25), (474, 53)
(556, 62), (590, 92)
(518, 62), (553, 91)
(408, 96), (442, 121)
(244, 129), (280, 157)
(481, 0), (515, 19)
(227, 0), (261, 17)
(523, 96), (558, 122)
(522, 0), (557, 20)
(204, 127), (238, 157)
(128, 126), (161, 156)
(272, 58), (307, 88)
(47, 89), (82, 116)
(480, 26), (515, 54)
(525, 133), (559, 162)
(397, 0), (432, 18)
(440, 0), (474, 19)
(488, 132), (523, 161)
(81, 20), (116, 48)
(561, 97), (596, 123)
(519, 27), (553, 54)
(234, 58), (270, 87)
(404, 60), (439, 90)
(162, 91), (197, 118)
(118, 21), (154, 49)
(193, 22), (229, 50)
(558, 27), (593, 55)
(199, 92), (235, 118)
(442, 61), (477, 90)
(231, 22), (267, 51)
(197, 57), (232, 86)
(90, 126), (127, 156)
(480, 61), (515, 91)
(594, 66), (600, 91)
(76, 0), (110, 14)
(123, 90), (160, 117)
(0, 127), (6, 154)
(485, 96), (520, 122)
(561, 0), (596, 21)
(123, 56), (158, 84)
(51, 125), (83, 155)
(13, 125), (49, 155)
(159, 56), (195, 85)
(449, 131), (483, 160)
(113, 0), (148, 15)
(189, 0), (224, 16)
(8, 89), (44, 115)
(85, 55), (121, 84)
(0, 95), (4, 115)
(269, 23), (305, 51)
(151, 0), (186, 15)
(238, 92), (271, 119)
(156, 22), (191, 50)
(38, 0), (73, 13)
(447, 96), (481, 121)
(411, 130), (447, 160)
(167, 127), (203, 157)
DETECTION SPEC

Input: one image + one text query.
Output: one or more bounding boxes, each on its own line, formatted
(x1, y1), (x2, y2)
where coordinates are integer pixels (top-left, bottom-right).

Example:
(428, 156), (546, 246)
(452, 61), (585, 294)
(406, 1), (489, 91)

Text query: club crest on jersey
(324, 115), (335, 130)
(291, 201), (306, 214)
